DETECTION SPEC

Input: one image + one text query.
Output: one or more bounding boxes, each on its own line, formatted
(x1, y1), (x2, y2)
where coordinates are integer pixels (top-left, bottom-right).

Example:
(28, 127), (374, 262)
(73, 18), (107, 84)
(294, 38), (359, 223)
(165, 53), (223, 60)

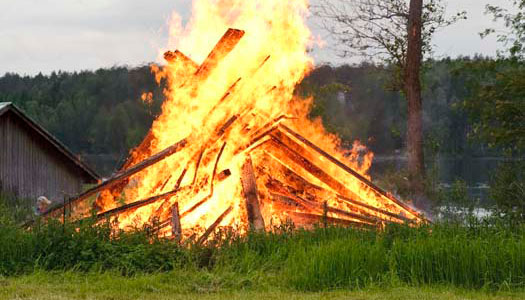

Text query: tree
(405, 0), (424, 196)
(469, 1), (525, 219)
(314, 0), (465, 200)
(482, 0), (525, 60)
(473, 1), (525, 151)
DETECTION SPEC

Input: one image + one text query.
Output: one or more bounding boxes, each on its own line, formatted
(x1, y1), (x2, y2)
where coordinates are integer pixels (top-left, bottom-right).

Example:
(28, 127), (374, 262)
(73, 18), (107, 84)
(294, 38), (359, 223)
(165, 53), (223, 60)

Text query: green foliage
(436, 180), (477, 223)
(490, 160), (525, 220)
(0, 67), (164, 175)
(0, 193), (33, 225)
(483, 1), (525, 59)
(0, 219), (183, 276)
(461, 59), (525, 152)
(2, 208), (525, 292)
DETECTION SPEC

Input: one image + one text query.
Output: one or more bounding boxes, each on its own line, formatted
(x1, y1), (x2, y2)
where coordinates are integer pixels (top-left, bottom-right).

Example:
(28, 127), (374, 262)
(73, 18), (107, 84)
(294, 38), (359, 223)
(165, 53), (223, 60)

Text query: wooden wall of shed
(0, 111), (83, 206)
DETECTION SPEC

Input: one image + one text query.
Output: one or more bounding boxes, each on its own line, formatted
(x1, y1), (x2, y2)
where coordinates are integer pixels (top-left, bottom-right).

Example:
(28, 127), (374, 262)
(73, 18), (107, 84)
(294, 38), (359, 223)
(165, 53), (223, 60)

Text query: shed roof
(0, 102), (100, 183)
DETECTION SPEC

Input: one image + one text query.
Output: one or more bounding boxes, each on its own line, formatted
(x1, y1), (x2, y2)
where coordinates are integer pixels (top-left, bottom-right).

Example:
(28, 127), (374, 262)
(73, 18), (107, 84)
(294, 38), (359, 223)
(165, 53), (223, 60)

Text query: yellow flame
(94, 0), (421, 237)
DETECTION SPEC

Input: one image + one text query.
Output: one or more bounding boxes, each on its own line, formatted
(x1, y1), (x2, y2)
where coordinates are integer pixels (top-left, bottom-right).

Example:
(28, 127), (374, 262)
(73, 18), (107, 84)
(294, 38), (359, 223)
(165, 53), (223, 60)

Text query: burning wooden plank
(117, 29), (244, 180)
(265, 178), (379, 226)
(147, 168), (188, 224)
(286, 211), (375, 229)
(240, 157), (265, 231)
(95, 188), (181, 222)
(164, 50), (199, 70)
(255, 151), (415, 224)
(42, 138), (188, 219)
(260, 138), (413, 224)
(267, 129), (421, 221)
(171, 202), (182, 240)
(194, 29), (245, 79)
(180, 142), (227, 219)
(118, 50), (199, 174)
(276, 125), (422, 220)
(196, 205), (233, 245)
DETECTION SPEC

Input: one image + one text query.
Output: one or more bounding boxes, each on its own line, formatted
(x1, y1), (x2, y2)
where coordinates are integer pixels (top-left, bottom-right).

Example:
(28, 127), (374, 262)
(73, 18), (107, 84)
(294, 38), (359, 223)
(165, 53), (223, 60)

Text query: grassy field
(2, 198), (525, 298)
(2, 271), (525, 300)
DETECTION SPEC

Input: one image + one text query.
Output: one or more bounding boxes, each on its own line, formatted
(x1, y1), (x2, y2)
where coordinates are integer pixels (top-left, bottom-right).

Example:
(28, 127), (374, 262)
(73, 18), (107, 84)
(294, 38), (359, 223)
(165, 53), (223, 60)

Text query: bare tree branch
(313, 0), (466, 90)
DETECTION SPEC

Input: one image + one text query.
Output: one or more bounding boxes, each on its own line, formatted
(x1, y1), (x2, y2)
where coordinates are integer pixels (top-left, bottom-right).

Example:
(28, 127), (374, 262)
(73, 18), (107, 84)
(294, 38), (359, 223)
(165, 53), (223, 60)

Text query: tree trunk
(405, 0), (425, 199)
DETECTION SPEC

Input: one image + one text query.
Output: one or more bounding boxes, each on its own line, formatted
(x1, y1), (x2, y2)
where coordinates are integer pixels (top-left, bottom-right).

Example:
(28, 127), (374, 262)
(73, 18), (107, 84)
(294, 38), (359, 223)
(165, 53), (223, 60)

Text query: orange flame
(91, 0), (422, 239)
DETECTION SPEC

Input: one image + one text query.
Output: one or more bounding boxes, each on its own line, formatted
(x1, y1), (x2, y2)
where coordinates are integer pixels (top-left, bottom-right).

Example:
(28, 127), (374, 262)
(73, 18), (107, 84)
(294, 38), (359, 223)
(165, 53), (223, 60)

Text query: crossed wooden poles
(40, 28), (425, 243)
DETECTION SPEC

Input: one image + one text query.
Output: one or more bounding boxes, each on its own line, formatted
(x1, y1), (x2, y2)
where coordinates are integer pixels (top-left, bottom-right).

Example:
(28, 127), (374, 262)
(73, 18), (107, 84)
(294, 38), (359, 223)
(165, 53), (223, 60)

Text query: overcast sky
(0, 0), (512, 75)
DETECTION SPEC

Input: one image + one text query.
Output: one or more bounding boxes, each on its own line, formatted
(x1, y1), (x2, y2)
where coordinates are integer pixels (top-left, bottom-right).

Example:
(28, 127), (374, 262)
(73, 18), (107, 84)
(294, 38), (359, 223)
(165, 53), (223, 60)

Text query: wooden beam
(115, 29), (243, 189)
(240, 157), (265, 231)
(266, 179), (379, 225)
(164, 50), (199, 70)
(337, 195), (414, 224)
(274, 153), (414, 223)
(276, 125), (422, 220)
(95, 188), (181, 221)
(119, 50), (196, 175)
(148, 168), (188, 224)
(194, 29), (245, 79)
(258, 151), (415, 224)
(217, 169), (231, 181)
(192, 150), (204, 185)
(171, 202), (182, 240)
(43, 138), (188, 218)
(268, 193), (312, 212)
(286, 211), (375, 229)
(180, 143), (227, 219)
(264, 138), (355, 203)
(262, 139), (413, 224)
(233, 115), (289, 157)
(197, 205), (233, 245)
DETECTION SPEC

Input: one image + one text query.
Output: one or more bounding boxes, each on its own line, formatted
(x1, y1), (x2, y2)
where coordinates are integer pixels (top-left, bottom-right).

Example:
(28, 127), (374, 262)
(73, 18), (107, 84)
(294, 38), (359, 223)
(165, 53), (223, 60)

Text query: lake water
(369, 156), (506, 204)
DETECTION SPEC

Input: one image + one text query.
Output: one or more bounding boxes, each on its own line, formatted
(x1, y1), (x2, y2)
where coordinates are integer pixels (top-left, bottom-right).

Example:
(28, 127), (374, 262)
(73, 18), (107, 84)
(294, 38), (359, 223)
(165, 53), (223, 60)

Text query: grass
(2, 271), (525, 300)
(1, 219), (525, 290)
(2, 196), (525, 297)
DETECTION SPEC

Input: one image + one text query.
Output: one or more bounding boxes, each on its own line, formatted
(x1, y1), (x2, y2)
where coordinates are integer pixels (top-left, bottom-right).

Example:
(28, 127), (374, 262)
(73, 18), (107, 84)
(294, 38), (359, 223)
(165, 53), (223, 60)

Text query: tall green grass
(1, 195), (524, 291)
(284, 224), (525, 290)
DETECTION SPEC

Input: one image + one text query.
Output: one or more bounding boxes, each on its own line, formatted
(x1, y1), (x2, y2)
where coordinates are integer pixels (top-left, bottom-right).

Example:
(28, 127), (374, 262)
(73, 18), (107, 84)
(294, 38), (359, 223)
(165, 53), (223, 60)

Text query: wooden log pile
(40, 28), (426, 243)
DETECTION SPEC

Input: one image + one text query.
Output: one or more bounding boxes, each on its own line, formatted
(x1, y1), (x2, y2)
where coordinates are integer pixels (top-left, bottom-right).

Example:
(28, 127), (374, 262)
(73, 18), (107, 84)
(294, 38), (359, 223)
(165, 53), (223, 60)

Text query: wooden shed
(0, 102), (99, 206)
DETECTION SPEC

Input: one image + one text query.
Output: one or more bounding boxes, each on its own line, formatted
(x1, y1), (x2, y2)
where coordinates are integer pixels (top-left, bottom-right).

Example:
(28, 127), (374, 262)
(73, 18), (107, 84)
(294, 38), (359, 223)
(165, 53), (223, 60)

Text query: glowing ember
(45, 0), (424, 241)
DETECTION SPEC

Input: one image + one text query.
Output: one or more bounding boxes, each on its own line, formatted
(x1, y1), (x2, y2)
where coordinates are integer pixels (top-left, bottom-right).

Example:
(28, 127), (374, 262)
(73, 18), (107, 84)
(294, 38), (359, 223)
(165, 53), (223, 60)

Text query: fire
(47, 0), (424, 240)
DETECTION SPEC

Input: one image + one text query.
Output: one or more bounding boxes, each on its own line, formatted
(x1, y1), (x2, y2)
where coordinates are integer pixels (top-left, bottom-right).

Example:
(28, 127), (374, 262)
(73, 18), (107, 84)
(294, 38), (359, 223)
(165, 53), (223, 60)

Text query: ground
(1, 272), (524, 300)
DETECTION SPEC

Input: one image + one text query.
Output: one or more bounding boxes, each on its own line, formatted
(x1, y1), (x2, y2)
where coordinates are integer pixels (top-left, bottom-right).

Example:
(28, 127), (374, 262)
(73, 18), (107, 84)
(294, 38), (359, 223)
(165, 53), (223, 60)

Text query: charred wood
(277, 125), (421, 219)
(286, 211), (375, 229)
(261, 139), (411, 224)
(171, 202), (182, 240)
(240, 157), (265, 231)
(217, 169), (231, 181)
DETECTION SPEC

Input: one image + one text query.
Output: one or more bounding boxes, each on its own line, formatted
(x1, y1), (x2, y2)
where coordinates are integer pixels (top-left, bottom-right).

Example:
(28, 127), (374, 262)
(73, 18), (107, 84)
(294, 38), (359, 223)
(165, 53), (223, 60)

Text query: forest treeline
(0, 57), (515, 175)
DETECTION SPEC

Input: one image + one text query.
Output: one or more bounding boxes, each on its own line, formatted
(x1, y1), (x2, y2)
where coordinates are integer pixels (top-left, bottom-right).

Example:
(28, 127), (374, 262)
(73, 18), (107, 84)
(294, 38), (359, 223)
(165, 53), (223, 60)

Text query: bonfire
(43, 0), (424, 242)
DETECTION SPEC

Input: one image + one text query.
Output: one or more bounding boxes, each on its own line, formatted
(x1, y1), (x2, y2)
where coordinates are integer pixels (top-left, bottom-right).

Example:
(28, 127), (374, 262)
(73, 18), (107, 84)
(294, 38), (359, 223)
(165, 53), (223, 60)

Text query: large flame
(89, 0), (421, 238)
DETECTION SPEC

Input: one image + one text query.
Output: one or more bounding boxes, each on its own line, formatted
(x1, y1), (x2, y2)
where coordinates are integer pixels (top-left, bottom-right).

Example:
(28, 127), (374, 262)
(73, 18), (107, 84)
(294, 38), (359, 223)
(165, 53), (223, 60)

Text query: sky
(0, 0), (513, 75)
